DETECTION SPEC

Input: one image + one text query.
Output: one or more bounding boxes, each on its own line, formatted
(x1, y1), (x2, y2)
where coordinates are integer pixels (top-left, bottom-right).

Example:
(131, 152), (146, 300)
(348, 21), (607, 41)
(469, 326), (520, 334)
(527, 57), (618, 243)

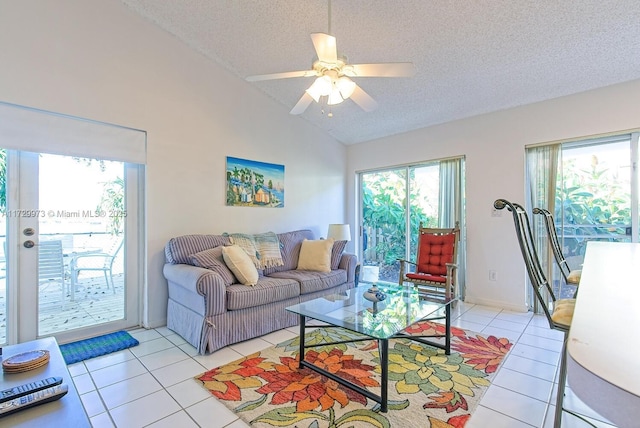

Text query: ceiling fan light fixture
(336, 76), (356, 99)
(327, 89), (345, 105)
(327, 76), (355, 105)
(306, 75), (332, 102)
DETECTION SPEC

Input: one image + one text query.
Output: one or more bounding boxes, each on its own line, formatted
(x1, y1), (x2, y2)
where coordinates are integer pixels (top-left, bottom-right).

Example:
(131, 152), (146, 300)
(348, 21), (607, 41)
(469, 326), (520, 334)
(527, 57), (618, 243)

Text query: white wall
(0, 0), (348, 327)
(348, 79), (640, 311)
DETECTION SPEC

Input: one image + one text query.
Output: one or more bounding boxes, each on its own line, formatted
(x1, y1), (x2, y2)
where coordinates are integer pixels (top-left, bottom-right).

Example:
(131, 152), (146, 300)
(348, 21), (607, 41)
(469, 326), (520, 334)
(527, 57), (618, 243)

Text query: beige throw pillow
(297, 238), (334, 272)
(222, 245), (259, 286)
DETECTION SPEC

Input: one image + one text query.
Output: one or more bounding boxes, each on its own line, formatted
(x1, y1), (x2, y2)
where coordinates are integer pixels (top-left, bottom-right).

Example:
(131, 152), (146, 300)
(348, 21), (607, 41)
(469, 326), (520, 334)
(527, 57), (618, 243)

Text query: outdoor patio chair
(70, 238), (123, 295)
(494, 199), (575, 427)
(532, 207), (582, 289)
(398, 222), (460, 302)
(38, 239), (67, 304)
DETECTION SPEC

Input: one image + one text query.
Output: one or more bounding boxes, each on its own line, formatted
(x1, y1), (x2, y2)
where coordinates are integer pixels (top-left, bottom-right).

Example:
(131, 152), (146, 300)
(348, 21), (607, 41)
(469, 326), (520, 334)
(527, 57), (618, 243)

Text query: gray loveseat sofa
(163, 229), (358, 354)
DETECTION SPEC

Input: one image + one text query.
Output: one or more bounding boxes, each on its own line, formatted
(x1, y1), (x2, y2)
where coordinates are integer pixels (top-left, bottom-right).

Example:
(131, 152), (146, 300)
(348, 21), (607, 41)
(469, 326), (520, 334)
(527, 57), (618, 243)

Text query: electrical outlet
(489, 270), (497, 281)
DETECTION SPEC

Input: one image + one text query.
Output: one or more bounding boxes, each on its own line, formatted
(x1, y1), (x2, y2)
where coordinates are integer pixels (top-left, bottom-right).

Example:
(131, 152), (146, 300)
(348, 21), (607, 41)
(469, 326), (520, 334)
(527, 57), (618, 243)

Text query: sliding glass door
(359, 157), (465, 297)
(526, 132), (638, 301)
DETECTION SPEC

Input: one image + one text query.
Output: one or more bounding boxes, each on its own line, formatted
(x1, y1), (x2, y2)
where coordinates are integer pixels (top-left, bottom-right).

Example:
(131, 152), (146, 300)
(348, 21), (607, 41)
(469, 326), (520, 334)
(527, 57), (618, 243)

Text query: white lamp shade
(327, 224), (351, 241)
(328, 77), (356, 105)
(336, 76), (356, 99)
(327, 89), (345, 105)
(306, 76), (332, 102)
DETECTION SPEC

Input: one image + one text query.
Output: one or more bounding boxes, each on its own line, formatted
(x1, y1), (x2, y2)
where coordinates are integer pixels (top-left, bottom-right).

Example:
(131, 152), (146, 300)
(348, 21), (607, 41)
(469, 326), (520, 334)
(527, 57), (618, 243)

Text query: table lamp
(327, 224), (351, 241)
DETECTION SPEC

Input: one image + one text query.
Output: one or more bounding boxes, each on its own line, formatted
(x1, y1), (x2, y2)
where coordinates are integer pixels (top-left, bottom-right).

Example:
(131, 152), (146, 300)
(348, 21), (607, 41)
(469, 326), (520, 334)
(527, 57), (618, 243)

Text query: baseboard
(144, 317), (168, 329)
(464, 296), (529, 313)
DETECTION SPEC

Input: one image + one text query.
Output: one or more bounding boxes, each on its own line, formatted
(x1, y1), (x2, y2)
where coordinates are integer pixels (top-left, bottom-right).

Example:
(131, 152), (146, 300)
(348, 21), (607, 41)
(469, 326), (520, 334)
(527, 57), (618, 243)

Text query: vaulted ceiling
(122, 0), (640, 145)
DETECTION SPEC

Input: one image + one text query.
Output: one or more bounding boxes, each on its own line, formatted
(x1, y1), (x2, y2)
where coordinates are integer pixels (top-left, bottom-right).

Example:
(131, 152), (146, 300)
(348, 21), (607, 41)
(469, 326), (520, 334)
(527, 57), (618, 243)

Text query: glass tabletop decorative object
(363, 285), (386, 302)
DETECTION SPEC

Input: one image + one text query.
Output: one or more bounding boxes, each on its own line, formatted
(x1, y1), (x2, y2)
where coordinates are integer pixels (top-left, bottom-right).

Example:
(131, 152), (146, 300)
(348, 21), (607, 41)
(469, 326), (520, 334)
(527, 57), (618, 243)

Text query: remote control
(0, 384), (68, 417)
(0, 377), (63, 404)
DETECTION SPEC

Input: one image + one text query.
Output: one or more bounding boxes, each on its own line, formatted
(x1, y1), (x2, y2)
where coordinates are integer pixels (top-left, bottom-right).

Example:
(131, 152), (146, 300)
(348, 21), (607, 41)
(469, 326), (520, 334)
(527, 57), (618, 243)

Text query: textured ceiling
(122, 0), (640, 145)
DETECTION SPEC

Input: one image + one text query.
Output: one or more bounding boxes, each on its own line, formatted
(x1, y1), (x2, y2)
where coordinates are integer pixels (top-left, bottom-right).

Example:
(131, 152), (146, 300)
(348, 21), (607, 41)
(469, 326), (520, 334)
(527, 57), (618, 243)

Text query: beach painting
(226, 156), (284, 208)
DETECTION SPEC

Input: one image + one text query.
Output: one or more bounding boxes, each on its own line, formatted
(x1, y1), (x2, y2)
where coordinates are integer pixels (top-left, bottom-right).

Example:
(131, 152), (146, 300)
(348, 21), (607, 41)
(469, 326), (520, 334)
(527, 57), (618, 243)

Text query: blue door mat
(60, 330), (139, 364)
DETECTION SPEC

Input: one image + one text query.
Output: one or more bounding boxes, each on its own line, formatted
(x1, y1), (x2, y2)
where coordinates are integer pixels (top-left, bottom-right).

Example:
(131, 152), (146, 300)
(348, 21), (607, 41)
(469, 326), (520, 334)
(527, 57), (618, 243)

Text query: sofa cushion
(268, 269), (347, 295)
(226, 276), (301, 310)
(263, 230), (315, 274)
(165, 234), (231, 264)
(297, 239), (334, 272)
(189, 247), (236, 286)
(222, 245), (259, 286)
(330, 240), (348, 270)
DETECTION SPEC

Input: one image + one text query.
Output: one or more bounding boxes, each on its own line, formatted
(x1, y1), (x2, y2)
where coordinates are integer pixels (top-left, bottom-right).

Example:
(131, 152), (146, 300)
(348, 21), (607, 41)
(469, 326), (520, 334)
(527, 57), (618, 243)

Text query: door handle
(23, 240), (35, 249)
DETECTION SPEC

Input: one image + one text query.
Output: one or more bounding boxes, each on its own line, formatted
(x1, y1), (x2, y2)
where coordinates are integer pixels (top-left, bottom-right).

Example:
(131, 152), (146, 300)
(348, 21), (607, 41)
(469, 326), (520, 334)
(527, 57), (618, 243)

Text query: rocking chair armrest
(444, 263), (458, 297)
(397, 259), (416, 284)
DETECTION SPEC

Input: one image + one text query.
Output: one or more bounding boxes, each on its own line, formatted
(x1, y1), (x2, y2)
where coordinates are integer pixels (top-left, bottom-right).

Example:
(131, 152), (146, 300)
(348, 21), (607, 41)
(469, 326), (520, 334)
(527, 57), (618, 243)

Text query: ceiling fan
(245, 11), (415, 115)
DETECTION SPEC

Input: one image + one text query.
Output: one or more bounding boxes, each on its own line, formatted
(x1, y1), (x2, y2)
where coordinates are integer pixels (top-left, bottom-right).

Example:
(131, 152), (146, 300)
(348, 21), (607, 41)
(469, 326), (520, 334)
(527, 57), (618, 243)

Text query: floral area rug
(195, 322), (512, 428)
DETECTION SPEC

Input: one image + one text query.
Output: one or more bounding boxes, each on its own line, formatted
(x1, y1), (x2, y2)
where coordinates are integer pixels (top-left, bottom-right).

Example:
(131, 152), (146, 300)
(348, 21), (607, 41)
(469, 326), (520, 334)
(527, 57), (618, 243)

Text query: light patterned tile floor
(68, 302), (616, 428)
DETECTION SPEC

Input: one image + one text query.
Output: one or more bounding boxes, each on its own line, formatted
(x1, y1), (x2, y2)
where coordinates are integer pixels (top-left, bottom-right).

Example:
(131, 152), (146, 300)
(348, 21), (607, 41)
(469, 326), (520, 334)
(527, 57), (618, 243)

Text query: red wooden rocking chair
(398, 222), (460, 301)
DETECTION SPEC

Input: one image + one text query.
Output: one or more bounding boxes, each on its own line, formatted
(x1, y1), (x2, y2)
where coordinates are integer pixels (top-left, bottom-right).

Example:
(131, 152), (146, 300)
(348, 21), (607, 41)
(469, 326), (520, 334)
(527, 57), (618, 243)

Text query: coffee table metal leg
(380, 338), (389, 412)
(298, 315), (306, 367)
(295, 319), (390, 412)
(445, 302), (451, 355)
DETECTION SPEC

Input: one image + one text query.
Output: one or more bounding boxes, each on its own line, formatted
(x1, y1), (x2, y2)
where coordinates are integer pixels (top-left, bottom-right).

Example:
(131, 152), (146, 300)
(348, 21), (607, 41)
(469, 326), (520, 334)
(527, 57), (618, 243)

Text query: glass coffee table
(286, 283), (455, 412)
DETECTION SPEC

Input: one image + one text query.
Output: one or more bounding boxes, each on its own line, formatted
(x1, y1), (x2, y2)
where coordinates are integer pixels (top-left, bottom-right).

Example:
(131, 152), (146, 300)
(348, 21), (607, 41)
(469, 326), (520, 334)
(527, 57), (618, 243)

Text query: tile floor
(69, 302), (617, 428)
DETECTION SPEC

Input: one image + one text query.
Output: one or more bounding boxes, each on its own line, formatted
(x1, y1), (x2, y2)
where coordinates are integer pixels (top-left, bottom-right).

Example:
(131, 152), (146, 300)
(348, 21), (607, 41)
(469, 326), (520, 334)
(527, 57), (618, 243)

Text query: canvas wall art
(226, 156), (284, 207)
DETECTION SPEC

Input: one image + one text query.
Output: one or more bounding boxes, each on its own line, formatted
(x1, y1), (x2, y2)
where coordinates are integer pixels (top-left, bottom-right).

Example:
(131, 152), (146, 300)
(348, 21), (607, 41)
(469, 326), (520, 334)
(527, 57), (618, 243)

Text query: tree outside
(556, 150), (631, 259)
(96, 176), (125, 236)
(362, 166), (438, 282)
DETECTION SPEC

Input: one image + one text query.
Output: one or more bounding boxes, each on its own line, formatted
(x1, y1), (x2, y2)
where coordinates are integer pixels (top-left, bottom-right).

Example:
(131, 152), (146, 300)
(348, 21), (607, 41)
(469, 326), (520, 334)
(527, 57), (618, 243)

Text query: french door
(0, 151), (142, 344)
(0, 101), (146, 346)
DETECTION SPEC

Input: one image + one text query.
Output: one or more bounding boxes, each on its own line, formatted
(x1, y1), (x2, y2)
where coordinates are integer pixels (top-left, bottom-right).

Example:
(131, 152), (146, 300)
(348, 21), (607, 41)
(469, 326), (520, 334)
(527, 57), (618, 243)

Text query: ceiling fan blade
(311, 33), (337, 63)
(290, 92), (314, 115)
(348, 63), (416, 77)
(349, 84), (378, 112)
(246, 70), (316, 82)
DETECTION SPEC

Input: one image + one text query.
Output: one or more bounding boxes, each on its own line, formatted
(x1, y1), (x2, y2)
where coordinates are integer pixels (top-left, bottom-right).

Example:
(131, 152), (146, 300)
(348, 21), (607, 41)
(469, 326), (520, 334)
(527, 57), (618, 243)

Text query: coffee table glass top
(286, 284), (453, 339)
